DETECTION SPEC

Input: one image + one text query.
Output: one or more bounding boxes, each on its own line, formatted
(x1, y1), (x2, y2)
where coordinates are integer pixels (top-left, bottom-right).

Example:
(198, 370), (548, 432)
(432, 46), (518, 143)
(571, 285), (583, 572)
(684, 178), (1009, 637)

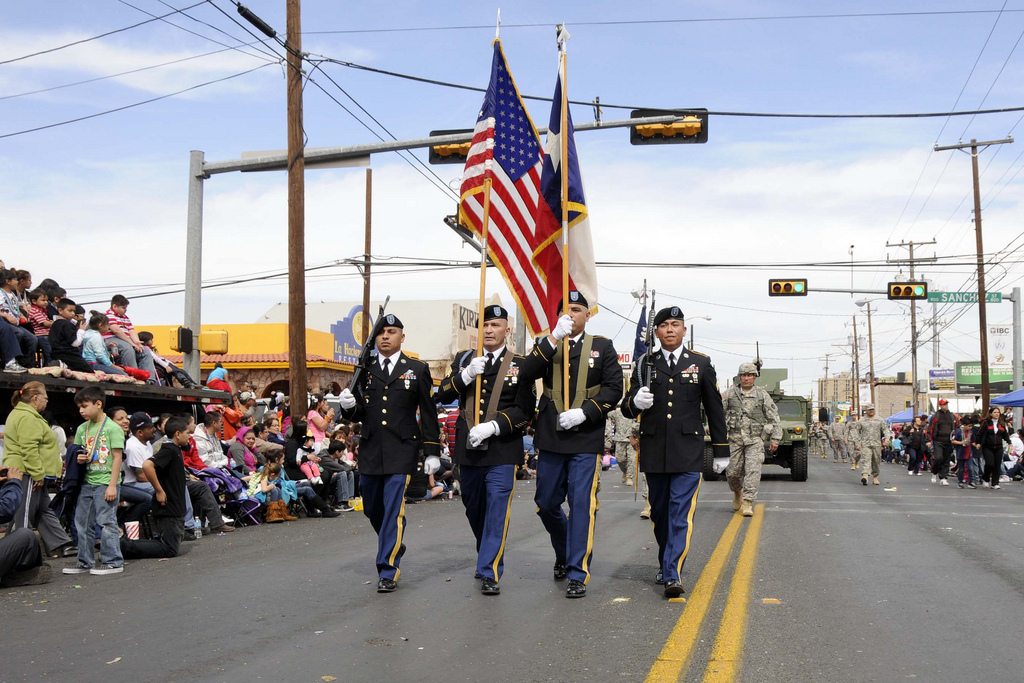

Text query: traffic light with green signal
(887, 282), (927, 300)
(768, 279), (808, 296)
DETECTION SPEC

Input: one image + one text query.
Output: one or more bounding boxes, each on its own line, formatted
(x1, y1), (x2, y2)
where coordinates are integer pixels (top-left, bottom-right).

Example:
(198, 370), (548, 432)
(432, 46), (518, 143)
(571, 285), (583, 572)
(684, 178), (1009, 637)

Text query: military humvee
(702, 368), (810, 482)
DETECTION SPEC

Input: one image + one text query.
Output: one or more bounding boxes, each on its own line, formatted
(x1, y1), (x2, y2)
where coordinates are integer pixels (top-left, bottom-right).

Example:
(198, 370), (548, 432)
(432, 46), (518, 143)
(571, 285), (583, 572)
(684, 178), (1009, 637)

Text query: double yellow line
(645, 504), (766, 683)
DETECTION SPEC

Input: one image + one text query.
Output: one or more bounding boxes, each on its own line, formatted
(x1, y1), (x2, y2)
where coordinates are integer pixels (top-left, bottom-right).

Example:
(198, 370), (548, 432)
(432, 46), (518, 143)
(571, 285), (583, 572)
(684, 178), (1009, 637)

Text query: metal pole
(909, 242), (919, 418)
(286, 0), (307, 406)
(689, 324), (694, 351)
(852, 315), (860, 414)
(866, 303), (876, 405)
(361, 168), (372, 345)
(931, 301), (940, 368)
(184, 150), (205, 381)
(1014, 287), (1022, 427)
(971, 140), (991, 410)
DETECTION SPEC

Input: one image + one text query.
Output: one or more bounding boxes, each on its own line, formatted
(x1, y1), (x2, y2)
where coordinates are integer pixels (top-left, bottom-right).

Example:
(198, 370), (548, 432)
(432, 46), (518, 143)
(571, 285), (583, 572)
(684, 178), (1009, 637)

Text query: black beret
(484, 305), (509, 321)
(557, 290), (588, 312)
(378, 313), (404, 331)
(653, 306), (684, 326)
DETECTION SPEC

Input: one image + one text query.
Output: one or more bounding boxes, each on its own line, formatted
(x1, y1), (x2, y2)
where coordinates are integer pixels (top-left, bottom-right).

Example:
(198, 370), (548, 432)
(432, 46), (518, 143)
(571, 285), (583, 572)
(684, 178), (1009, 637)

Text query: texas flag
(532, 64), (598, 327)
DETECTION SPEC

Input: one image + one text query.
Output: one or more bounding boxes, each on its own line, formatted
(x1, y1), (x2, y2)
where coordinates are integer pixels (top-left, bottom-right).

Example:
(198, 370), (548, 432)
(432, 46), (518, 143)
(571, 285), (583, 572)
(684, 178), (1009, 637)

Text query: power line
(302, 9), (1024, 35)
(0, 62), (277, 140)
(314, 55), (1024, 119)
(114, 0), (281, 64)
(0, 0), (209, 65)
(0, 42), (273, 101)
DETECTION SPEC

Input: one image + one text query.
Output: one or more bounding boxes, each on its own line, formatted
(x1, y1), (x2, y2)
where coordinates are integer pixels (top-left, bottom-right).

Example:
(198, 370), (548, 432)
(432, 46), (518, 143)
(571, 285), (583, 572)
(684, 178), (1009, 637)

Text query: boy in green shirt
(63, 386), (125, 576)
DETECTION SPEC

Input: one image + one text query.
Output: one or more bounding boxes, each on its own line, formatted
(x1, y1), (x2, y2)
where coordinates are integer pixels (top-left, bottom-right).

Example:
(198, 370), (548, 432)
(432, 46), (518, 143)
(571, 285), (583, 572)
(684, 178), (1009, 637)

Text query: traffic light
(768, 279), (808, 296)
(428, 129), (472, 164)
(887, 282), (927, 300)
(629, 109), (708, 145)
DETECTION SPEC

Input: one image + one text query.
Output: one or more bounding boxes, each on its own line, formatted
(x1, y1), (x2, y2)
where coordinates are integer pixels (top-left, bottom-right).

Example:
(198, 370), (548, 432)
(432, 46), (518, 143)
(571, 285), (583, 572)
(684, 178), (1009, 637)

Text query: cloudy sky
(3, 0), (1024, 405)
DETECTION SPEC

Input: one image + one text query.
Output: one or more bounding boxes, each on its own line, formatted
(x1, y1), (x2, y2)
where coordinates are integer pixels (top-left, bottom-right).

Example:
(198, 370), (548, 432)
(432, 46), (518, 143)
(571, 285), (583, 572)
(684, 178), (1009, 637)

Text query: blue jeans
(6, 322), (36, 362)
(906, 446), (921, 474)
(88, 361), (127, 375)
(74, 484), (123, 567)
(36, 335), (51, 364)
(333, 470), (355, 503)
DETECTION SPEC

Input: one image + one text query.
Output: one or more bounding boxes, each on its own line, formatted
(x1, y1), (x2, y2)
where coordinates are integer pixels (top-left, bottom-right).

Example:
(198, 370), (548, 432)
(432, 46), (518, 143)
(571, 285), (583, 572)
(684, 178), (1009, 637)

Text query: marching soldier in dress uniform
(339, 314), (440, 593)
(723, 362), (782, 517)
(621, 307), (729, 598)
(519, 290), (623, 599)
(435, 305), (535, 596)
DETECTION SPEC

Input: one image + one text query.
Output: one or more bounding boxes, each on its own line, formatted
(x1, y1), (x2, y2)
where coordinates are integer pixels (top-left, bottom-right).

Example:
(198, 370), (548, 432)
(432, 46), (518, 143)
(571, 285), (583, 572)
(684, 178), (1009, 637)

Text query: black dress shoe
(377, 578), (398, 593)
(474, 572), (483, 579)
(565, 579), (586, 598)
(655, 571), (665, 585)
(481, 578), (500, 595)
(664, 580), (685, 598)
(553, 563), (567, 581)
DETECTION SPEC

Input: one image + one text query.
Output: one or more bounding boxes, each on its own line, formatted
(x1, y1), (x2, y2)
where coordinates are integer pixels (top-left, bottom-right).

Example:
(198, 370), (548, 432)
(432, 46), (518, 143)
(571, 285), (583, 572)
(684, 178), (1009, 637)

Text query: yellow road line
(702, 504), (766, 682)
(645, 513), (744, 683)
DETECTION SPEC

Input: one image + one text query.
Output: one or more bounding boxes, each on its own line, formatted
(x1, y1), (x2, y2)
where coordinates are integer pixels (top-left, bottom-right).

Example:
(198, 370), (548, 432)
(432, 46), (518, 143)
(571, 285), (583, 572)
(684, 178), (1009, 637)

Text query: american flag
(459, 40), (550, 335)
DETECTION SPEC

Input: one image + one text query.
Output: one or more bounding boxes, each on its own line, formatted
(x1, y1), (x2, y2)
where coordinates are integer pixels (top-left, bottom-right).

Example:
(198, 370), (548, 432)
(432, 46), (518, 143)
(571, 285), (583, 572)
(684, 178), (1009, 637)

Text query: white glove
(423, 455), (441, 475)
(460, 356), (488, 385)
(633, 386), (654, 410)
(339, 388), (356, 410)
(558, 408), (587, 430)
(469, 421), (499, 448)
(551, 314), (574, 341)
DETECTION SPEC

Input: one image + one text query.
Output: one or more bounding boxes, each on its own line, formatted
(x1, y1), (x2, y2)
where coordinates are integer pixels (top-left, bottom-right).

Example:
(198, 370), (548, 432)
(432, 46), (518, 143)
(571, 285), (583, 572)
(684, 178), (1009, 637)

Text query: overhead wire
(0, 0), (209, 65)
(302, 9), (1024, 35)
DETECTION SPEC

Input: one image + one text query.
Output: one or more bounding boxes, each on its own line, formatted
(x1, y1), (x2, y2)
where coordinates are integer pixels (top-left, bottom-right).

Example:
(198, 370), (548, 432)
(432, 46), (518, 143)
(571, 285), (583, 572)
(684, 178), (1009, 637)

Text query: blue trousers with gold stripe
(459, 463), (516, 582)
(360, 473), (410, 581)
(646, 472), (701, 583)
(535, 451), (601, 584)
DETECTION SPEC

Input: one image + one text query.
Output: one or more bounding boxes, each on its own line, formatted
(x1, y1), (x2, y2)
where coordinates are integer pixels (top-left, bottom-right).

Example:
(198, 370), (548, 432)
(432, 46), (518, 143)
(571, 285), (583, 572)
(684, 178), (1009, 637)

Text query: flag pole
(473, 177), (493, 426)
(558, 25), (571, 412)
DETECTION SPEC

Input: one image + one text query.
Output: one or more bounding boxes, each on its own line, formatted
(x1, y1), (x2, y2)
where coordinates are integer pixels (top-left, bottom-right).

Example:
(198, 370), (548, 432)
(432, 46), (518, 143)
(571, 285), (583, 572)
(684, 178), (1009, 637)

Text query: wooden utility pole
(286, 0), (307, 406)
(934, 136), (1014, 411)
(361, 168), (372, 344)
(852, 315), (860, 414)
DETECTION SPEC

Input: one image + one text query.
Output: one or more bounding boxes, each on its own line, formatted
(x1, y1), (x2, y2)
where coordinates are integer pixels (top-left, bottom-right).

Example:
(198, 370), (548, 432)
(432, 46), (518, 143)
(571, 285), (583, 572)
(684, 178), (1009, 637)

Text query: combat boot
(851, 462), (858, 470)
(861, 475), (868, 486)
(740, 500), (754, 517)
(732, 490), (742, 512)
(640, 501), (651, 519)
(873, 476), (880, 486)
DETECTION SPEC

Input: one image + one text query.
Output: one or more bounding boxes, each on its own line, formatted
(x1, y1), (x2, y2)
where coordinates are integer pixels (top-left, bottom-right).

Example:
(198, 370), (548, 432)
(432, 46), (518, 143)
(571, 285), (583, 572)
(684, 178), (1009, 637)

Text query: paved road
(3, 456), (1023, 682)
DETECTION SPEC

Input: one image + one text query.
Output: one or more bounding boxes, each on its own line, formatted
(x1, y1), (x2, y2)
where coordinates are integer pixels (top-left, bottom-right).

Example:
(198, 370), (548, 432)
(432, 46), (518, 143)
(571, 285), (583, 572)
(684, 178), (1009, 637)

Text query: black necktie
(382, 358), (391, 376)
(485, 352), (495, 372)
(668, 353), (676, 373)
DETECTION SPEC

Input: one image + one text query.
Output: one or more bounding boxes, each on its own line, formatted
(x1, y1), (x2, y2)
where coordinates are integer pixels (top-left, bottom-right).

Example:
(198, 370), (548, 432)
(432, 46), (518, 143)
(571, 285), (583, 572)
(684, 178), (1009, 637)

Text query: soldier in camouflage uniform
(723, 362), (783, 517)
(810, 422), (827, 459)
(848, 415), (861, 470)
(855, 404), (889, 485)
(605, 407), (649, 517)
(828, 417), (847, 463)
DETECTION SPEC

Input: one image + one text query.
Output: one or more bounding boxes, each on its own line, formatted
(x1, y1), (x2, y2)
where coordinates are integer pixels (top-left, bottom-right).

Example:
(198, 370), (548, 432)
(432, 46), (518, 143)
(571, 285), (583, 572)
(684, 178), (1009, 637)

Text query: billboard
(954, 361), (1020, 395)
(988, 325), (1012, 368)
(929, 368), (955, 392)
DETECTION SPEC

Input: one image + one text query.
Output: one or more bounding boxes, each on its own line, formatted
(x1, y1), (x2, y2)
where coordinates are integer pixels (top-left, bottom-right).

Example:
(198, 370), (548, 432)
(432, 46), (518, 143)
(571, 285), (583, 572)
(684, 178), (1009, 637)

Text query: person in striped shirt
(102, 294), (157, 382)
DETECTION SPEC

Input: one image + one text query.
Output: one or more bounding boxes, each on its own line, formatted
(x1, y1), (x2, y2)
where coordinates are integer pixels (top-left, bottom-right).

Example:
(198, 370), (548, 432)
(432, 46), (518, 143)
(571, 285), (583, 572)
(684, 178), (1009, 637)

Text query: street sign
(926, 291), (1002, 304)
(954, 361), (1020, 395)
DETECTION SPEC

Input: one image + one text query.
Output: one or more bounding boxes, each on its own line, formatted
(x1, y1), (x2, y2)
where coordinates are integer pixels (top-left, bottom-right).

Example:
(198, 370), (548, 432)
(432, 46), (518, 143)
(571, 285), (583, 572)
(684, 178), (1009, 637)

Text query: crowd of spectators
(0, 265), (197, 390)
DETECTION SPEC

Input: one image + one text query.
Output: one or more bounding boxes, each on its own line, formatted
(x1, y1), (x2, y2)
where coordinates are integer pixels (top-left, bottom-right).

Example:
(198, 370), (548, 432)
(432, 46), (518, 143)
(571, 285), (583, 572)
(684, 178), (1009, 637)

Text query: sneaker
(931, 475), (937, 484)
(3, 360), (28, 373)
(89, 564), (124, 575)
(916, 472), (923, 476)
(982, 481), (990, 488)
(958, 482), (965, 489)
(999, 475), (1011, 483)
(62, 563), (91, 574)
(968, 483), (977, 489)
(908, 470), (914, 476)
(992, 485), (1002, 490)
(940, 479), (949, 486)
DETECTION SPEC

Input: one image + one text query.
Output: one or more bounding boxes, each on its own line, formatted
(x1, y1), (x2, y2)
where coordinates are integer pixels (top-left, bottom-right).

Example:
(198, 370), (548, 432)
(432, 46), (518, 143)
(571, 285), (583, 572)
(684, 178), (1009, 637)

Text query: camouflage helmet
(738, 362), (759, 376)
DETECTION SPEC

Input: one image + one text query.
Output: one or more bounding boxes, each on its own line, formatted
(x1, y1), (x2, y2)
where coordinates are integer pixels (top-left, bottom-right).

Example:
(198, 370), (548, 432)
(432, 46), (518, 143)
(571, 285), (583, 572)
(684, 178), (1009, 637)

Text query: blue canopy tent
(991, 388), (1024, 407)
(885, 408), (929, 424)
